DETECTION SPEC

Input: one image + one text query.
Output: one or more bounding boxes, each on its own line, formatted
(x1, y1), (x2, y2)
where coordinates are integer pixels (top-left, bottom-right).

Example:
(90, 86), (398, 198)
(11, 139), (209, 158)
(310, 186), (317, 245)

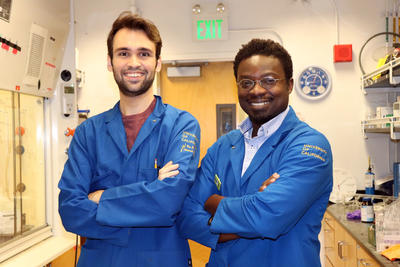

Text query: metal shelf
(362, 117), (400, 139)
(362, 57), (400, 94)
(364, 128), (391, 133)
(364, 127), (400, 133)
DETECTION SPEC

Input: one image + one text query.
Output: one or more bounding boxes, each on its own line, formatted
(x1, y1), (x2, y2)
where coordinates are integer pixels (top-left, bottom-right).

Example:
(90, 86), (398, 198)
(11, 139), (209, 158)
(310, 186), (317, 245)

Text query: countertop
(327, 204), (400, 267)
(0, 235), (75, 267)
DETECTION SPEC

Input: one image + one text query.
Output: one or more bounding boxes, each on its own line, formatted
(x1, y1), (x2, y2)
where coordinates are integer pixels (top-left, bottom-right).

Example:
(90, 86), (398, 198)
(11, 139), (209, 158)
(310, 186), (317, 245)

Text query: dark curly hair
(107, 11), (162, 61)
(233, 39), (293, 81)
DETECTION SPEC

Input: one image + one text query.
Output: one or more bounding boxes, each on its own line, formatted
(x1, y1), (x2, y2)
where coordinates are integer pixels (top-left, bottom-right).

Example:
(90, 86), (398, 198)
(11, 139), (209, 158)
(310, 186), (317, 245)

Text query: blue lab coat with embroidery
(58, 96), (200, 267)
(177, 106), (333, 267)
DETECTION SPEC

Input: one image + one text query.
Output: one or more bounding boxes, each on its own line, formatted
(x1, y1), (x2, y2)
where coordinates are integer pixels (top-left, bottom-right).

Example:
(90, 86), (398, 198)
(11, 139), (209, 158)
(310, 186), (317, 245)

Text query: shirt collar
(239, 106), (290, 139)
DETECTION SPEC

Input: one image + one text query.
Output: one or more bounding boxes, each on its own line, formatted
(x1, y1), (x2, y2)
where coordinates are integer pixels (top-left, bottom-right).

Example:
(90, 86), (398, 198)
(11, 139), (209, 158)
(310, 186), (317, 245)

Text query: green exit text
(197, 19), (223, 40)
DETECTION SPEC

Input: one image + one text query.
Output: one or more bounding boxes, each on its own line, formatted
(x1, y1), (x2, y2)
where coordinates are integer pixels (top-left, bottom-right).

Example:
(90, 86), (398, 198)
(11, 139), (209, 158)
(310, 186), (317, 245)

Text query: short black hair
(233, 39), (293, 81)
(107, 11), (162, 60)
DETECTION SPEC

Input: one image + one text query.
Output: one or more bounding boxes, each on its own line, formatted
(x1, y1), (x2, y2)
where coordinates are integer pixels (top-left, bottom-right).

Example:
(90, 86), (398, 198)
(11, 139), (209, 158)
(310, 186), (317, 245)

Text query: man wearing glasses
(177, 39), (333, 267)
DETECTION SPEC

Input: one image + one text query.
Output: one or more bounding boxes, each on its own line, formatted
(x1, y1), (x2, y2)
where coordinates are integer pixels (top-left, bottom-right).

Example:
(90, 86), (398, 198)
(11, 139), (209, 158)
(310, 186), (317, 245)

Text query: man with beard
(58, 12), (200, 267)
(177, 39), (333, 267)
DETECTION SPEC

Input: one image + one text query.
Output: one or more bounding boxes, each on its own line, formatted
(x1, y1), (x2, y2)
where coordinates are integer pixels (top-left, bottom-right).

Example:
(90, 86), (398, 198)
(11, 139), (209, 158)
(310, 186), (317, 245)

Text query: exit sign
(193, 14), (228, 41)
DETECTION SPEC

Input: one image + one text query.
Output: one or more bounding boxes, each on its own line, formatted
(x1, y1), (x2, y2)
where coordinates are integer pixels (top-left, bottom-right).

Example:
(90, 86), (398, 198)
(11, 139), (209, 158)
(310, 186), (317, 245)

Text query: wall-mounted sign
(193, 14), (228, 41)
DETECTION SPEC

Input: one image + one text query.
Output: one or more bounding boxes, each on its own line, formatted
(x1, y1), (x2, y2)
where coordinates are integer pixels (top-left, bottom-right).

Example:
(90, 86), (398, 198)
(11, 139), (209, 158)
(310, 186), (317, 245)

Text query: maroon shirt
(122, 98), (156, 152)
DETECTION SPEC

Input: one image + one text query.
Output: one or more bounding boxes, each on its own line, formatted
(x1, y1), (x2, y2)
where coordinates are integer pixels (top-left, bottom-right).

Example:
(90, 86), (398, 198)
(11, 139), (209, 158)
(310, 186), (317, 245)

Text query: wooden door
(160, 61), (238, 267)
(160, 62), (238, 160)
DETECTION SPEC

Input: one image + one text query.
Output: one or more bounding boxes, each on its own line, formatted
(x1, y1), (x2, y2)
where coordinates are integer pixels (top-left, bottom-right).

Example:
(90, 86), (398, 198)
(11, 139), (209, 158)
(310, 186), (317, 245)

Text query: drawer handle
(324, 229), (331, 233)
(359, 259), (372, 266)
(325, 217), (331, 222)
(338, 241), (345, 259)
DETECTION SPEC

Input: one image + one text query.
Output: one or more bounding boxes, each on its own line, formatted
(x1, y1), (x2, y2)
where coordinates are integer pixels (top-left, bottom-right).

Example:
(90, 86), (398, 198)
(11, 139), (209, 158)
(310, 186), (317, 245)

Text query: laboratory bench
(0, 235), (76, 267)
(324, 204), (399, 267)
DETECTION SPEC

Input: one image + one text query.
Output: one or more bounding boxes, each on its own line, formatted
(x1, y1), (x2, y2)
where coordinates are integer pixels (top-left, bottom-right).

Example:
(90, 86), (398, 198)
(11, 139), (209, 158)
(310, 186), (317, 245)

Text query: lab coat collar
(104, 95), (165, 122)
(225, 130), (246, 190)
(239, 106), (300, 186)
(104, 96), (166, 156)
(104, 102), (127, 155)
(150, 95), (166, 118)
(129, 96), (165, 155)
(226, 106), (297, 144)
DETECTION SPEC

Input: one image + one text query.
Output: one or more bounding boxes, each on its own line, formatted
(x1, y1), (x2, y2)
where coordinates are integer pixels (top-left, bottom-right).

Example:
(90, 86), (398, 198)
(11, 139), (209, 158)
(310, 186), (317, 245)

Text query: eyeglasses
(237, 77), (284, 91)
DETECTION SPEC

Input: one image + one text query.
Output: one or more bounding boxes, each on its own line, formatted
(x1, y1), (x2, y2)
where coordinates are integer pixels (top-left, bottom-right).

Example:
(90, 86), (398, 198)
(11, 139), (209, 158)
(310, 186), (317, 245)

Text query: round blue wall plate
(296, 66), (332, 100)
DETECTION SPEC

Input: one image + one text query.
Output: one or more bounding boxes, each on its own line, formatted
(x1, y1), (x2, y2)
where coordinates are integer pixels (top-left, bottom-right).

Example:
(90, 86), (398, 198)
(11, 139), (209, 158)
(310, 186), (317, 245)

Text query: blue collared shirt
(239, 106), (290, 176)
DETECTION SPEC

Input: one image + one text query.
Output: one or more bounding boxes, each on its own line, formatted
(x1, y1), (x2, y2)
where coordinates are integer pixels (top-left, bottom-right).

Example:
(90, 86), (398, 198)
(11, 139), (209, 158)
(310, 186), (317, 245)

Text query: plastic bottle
(365, 157), (375, 195)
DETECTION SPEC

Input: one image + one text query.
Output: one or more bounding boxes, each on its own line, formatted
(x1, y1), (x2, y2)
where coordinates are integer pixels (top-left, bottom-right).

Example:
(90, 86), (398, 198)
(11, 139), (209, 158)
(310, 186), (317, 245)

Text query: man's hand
(158, 161), (179, 181)
(204, 194), (224, 215)
(207, 173), (279, 243)
(204, 173), (279, 216)
(258, 172), (280, 192)
(218, 233), (240, 243)
(88, 190), (104, 204)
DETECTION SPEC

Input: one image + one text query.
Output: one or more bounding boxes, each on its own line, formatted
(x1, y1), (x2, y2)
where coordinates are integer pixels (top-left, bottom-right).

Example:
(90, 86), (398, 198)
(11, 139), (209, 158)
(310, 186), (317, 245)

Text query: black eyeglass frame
(236, 77), (285, 91)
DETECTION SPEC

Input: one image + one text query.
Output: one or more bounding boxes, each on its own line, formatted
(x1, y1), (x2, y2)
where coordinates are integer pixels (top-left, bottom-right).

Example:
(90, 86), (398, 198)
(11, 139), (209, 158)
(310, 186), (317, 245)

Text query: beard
(113, 67), (156, 97)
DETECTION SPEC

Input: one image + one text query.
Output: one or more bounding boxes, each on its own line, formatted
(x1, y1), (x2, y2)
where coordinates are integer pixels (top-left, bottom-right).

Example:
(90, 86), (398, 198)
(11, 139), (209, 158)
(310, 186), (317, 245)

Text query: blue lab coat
(58, 96), (200, 267)
(177, 107), (333, 267)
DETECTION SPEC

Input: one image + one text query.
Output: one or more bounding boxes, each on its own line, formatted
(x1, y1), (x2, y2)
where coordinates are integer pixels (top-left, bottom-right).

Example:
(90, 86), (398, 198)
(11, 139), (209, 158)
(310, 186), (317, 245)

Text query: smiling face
(237, 55), (293, 132)
(107, 28), (161, 98)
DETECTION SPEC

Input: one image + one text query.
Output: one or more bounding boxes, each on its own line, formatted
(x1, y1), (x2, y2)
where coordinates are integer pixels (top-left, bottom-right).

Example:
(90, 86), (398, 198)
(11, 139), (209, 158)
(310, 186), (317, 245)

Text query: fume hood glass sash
(0, 89), (49, 262)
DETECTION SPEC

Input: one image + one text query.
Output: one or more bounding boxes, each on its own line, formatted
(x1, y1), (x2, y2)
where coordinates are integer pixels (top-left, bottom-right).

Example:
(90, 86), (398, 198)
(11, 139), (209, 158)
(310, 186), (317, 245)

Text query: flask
(361, 198), (374, 223)
(365, 157), (375, 195)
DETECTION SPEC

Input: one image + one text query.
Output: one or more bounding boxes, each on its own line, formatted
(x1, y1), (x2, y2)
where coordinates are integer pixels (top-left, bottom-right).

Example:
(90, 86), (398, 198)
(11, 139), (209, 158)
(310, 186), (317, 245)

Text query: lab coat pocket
(138, 168), (158, 182)
(90, 171), (119, 191)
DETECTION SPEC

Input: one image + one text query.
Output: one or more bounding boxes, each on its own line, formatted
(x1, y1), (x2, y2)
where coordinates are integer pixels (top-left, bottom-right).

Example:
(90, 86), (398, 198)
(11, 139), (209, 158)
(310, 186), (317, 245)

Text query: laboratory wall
(74, 0), (394, 189)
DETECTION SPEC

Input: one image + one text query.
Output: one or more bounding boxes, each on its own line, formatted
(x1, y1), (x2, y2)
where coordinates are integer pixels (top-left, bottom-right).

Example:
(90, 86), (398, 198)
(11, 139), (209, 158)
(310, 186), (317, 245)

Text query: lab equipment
(375, 198), (400, 252)
(393, 101), (400, 117)
(329, 168), (357, 203)
(394, 162), (400, 198)
(365, 157), (375, 195)
(376, 106), (393, 128)
(361, 198), (374, 223)
(0, 0), (72, 262)
(376, 106), (393, 118)
(61, 83), (76, 117)
(0, 90), (47, 260)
